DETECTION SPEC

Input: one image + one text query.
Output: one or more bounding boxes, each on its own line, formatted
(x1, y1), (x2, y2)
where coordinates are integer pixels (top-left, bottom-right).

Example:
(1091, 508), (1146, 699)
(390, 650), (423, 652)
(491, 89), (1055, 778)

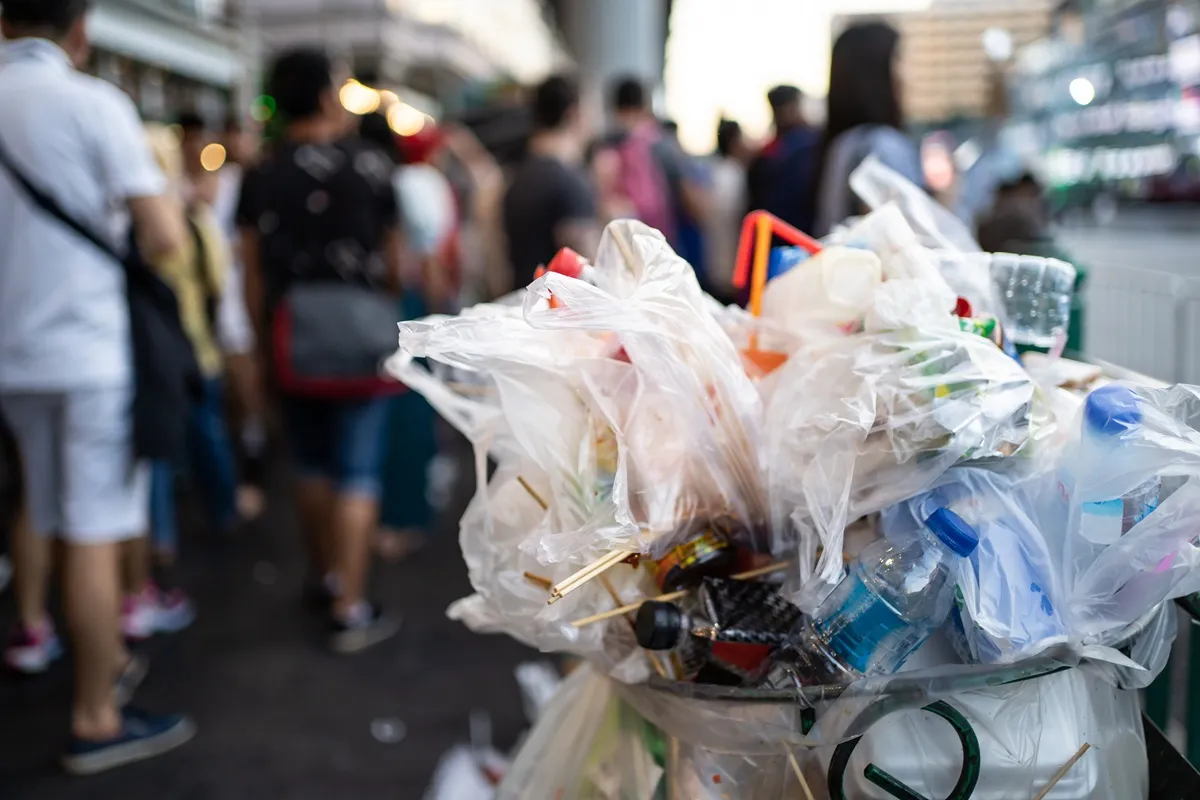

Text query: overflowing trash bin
(394, 159), (1200, 799)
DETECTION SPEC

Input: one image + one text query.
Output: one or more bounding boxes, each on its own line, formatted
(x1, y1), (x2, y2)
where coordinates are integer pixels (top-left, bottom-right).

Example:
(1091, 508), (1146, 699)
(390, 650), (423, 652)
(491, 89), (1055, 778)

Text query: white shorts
(0, 386), (148, 544)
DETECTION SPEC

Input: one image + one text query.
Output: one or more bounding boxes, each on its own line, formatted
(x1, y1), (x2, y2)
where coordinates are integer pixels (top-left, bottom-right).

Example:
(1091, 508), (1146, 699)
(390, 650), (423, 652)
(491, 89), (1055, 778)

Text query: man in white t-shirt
(0, 0), (194, 773)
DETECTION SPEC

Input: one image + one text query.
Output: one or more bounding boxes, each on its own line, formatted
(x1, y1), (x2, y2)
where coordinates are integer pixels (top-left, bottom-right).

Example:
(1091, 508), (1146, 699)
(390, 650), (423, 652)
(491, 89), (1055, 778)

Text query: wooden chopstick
(1032, 743), (1091, 800)
(548, 549), (631, 604)
(570, 560), (790, 627)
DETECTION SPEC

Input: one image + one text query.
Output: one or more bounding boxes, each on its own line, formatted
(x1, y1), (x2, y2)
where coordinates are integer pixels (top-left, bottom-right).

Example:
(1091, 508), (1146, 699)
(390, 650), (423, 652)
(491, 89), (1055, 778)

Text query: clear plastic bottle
(988, 253), (1076, 348)
(783, 508), (979, 684)
(1076, 385), (1160, 545)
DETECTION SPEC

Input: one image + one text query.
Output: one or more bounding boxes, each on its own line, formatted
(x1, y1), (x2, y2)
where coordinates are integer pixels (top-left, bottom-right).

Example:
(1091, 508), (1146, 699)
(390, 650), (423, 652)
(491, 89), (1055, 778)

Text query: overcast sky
(664, 0), (933, 152)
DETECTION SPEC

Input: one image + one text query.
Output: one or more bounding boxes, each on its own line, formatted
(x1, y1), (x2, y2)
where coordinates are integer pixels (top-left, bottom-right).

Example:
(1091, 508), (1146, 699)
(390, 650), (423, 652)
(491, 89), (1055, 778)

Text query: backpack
(614, 126), (675, 242)
(0, 138), (200, 467)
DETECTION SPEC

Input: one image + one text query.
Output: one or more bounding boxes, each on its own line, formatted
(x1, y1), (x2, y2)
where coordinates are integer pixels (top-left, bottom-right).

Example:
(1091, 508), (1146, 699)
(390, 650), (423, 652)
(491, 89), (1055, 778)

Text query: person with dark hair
(238, 49), (403, 652)
(813, 21), (923, 236)
(745, 83), (820, 233)
(0, 0), (195, 773)
(176, 111), (210, 179)
(594, 75), (711, 255)
(706, 118), (750, 304)
(503, 74), (598, 287)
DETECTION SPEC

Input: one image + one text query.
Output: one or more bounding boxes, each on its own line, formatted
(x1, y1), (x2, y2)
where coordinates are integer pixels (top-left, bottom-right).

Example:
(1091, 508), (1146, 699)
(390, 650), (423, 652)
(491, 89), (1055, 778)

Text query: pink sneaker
(4, 619), (64, 675)
(122, 583), (196, 641)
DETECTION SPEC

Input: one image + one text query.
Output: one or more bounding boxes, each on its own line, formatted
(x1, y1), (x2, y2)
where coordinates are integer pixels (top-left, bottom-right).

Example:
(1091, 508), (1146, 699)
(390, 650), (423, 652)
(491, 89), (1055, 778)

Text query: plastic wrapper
(498, 665), (662, 800)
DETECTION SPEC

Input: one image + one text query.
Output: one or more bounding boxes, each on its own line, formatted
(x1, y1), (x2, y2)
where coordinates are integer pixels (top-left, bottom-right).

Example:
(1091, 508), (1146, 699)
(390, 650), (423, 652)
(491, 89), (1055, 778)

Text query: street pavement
(0, 438), (534, 799)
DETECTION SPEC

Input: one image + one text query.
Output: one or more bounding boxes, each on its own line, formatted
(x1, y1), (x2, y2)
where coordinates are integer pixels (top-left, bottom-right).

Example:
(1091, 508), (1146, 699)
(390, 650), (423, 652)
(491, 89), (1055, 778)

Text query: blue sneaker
(62, 708), (195, 775)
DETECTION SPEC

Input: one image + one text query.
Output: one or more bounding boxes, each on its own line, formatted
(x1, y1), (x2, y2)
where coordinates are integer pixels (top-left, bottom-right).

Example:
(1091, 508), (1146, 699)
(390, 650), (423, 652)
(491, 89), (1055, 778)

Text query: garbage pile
(393, 159), (1200, 799)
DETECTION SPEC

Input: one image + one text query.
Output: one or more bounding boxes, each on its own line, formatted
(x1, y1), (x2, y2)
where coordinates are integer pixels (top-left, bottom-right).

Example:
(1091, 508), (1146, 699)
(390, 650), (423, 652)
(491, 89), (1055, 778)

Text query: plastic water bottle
(1076, 385), (1160, 545)
(988, 253), (1076, 348)
(784, 508), (979, 684)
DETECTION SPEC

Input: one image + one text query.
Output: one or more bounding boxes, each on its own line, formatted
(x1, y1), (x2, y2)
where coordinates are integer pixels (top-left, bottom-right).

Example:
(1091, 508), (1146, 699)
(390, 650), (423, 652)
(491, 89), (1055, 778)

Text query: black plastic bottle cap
(636, 601), (684, 651)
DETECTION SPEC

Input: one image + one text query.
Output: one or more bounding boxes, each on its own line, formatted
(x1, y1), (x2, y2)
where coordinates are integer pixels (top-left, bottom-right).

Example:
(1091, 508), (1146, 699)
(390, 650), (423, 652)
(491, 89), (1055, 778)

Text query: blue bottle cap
(1084, 385), (1144, 437)
(924, 507), (979, 558)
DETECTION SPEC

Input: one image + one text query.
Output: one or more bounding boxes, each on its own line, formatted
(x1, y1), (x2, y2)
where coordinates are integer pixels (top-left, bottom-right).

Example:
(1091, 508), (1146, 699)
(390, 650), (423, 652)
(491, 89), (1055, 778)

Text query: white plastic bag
(823, 666), (1146, 799)
(498, 666), (662, 800)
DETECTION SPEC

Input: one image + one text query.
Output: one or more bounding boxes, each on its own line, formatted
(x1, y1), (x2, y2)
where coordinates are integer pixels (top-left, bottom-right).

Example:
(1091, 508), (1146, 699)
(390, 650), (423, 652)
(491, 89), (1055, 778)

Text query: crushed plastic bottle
(783, 508), (979, 684)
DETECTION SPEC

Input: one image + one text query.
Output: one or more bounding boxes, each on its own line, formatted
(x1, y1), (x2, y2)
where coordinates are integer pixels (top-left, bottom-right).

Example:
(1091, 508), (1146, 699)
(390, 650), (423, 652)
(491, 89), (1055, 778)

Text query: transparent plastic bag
(820, 665), (1146, 800)
(390, 221), (769, 680)
(881, 466), (1069, 664)
(849, 155), (981, 254)
(1049, 383), (1200, 640)
(765, 321), (1040, 608)
(498, 666), (662, 800)
(521, 221), (769, 555)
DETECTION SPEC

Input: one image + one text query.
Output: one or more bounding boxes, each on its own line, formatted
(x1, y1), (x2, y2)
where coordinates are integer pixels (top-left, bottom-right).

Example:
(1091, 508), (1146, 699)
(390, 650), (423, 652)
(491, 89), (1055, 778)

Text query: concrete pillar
(558, 0), (668, 126)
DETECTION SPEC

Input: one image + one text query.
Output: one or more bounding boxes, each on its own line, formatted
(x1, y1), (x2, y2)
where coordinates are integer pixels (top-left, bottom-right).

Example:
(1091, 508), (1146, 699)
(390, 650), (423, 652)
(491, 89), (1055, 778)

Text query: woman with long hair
(813, 21), (924, 236)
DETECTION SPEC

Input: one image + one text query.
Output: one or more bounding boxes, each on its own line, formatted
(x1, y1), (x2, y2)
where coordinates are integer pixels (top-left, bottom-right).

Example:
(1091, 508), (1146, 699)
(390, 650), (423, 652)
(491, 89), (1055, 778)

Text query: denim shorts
(283, 395), (390, 498)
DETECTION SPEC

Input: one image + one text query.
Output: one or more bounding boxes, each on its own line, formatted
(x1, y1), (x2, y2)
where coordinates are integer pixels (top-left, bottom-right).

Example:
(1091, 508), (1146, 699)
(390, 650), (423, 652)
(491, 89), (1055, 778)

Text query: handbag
(272, 280), (403, 399)
(0, 139), (200, 466)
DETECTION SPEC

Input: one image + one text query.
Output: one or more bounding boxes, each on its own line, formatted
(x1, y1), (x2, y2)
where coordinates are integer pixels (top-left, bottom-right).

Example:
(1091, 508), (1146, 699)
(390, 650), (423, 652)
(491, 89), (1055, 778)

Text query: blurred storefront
(237, 0), (568, 116)
(1006, 0), (1200, 211)
(84, 0), (252, 123)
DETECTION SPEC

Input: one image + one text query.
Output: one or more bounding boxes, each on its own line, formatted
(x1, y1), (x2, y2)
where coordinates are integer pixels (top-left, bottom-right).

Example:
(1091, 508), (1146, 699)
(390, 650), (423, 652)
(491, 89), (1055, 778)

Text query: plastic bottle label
(1080, 498), (1124, 545)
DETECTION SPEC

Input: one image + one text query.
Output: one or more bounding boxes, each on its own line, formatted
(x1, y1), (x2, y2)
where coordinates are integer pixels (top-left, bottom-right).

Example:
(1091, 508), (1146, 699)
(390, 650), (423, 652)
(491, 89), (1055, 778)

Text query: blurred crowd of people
(0, 0), (1067, 778)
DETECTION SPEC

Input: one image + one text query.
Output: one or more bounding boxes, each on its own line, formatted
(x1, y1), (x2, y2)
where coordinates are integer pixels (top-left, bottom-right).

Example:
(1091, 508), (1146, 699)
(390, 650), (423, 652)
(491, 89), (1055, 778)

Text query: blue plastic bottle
(789, 508), (979, 683)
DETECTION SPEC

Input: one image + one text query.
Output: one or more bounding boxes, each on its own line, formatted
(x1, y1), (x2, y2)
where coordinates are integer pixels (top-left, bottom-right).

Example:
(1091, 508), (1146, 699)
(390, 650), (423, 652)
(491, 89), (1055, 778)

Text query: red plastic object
(954, 297), (973, 318)
(546, 248), (585, 279)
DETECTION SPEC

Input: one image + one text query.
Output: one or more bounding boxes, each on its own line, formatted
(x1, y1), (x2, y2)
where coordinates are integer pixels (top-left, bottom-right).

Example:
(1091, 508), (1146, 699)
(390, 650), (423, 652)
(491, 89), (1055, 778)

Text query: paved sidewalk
(0, 446), (532, 799)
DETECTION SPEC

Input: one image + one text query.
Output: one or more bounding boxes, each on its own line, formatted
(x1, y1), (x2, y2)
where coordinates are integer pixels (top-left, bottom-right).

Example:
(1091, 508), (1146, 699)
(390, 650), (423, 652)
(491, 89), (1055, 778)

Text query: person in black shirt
(237, 47), (402, 653)
(503, 74), (598, 288)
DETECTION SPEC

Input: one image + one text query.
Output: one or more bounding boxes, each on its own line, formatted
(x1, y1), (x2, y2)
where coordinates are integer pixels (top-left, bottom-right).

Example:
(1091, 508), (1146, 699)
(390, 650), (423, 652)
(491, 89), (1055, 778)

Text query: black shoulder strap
(0, 135), (123, 265)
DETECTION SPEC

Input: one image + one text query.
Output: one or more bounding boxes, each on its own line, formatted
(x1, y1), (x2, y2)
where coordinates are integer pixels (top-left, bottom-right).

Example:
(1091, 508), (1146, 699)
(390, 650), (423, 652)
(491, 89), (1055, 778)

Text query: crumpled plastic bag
(1045, 383), (1200, 639)
(389, 220), (769, 681)
(766, 320), (1042, 609)
(498, 665), (662, 800)
(834, 156), (1001, 319)
(849, 154), (982, 255)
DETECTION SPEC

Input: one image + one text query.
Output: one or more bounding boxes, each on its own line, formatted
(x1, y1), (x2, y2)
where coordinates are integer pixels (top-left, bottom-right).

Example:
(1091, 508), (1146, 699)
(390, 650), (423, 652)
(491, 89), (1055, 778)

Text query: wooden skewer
(523, 571), (553, 591)
(1032, 743), (1091, 800)
(570, 560), (790, 628)
(516, 475), (549, 511)
(783, 745), (815, 800)
(548, 549), (631, 604)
